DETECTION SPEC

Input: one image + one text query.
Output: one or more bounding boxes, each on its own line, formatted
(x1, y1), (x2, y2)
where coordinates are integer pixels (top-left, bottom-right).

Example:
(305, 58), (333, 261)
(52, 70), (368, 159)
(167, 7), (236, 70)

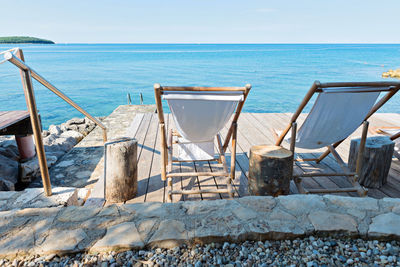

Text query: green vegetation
(0, 36), (54, 44)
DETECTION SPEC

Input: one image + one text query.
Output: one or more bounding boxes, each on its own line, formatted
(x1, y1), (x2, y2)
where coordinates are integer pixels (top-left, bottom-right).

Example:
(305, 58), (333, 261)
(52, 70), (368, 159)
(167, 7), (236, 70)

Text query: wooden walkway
(124, 112), (400, 203)
(0, 110), (31, 135)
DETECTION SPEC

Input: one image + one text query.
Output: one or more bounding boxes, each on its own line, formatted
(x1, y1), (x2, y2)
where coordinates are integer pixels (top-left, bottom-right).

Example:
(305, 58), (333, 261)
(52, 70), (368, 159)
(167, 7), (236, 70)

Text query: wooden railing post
(21, 68), (52, 196)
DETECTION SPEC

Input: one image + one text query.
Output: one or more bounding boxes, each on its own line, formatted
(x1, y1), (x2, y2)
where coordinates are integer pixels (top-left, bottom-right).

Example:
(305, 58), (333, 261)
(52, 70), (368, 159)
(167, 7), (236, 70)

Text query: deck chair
(154, 84), (251, 201)
(375, 128), (400, 160)
(275, 81), (400, 196)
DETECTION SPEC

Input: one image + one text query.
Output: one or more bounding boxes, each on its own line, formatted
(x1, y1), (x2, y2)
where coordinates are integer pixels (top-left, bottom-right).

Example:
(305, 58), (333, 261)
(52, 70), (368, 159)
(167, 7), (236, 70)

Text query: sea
(0, 44), (399, 129)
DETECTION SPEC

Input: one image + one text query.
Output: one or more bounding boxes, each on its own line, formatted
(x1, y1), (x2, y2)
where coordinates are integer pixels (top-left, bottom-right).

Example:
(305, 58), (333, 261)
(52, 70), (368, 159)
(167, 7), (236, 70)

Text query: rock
(77, 188), (90, 206)
(0, 226), (34, 257)
(393, 205), (400, 215)
(66, 118), (85, 126)
(20, 154), (58, 181)
(98, 205), (120, 217)
(43, 133), (77, 152)
(56, 160), (75, 167)
(0, 191), (17, 200)
(267, 208), (296, 221)
(236, 196), (276, 213)
(148, 220), (187, 248)
(122, 202), (174, 218)
(379, 198), (400, 212)
(61, 130), (84, 143)
(0, 145), (19, 160)
(35, 228), (88, 254)
(49, 125), (62, 136)
(369, 213), (400, 238)
(14, 188), (44, 207)
(26, 187), (78, 208)
(136, 219), (158, 243)
(382, 69), (400, 79)
(57, 206), (101, 222)
(42, 130), (50, 137)
(43, 134), (58, 146)
(324, 195), (378, 211)
(0, 153), (18, 190)
(278, 195), (326, 216)
(91, 222), (144, 252)
(308, 211), (358, 234)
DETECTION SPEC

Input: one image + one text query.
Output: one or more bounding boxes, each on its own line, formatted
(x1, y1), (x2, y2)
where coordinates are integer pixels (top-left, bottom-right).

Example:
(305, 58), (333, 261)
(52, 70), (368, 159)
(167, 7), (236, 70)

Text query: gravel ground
(1, 237), (399, 267)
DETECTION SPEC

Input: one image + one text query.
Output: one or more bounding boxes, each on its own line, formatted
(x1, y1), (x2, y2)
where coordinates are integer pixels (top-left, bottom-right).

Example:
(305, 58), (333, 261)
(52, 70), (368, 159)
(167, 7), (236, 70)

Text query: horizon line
(19, 42), (400, 45)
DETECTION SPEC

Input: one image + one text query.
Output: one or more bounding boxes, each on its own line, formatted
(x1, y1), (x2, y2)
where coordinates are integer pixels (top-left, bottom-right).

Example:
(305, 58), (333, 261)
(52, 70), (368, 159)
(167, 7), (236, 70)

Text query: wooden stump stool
(249, 145), (293, 196)
(349, 136), (395, 188)
(105, 137), (138, 203)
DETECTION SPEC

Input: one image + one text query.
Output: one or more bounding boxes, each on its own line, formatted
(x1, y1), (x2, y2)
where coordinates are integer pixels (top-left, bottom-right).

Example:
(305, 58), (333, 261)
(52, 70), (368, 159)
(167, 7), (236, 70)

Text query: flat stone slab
(91, 222), (143, 252)
(369, 213), (400, 238)
(0, 187), (78, 211)
(0, 195), (400, 259)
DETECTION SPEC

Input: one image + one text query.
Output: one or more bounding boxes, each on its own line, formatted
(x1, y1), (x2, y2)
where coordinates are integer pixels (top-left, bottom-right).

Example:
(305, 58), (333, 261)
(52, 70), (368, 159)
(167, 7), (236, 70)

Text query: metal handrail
(4, 50), (107, 141)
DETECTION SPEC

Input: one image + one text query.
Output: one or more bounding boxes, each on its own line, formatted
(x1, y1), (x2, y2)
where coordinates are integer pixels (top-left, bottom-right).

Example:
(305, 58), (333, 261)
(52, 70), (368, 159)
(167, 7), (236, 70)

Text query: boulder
(66, 117), (85, 126)
(42, 130), (50, 137)
(0, 154), (18, 191)
(20, 154), (58, 182)
(49, 125), (62, 136)
(0, 145), (19, 161)
(61, 130), (84, 143)
(43, 134), (58, 146)
(44, 136), (77, 152)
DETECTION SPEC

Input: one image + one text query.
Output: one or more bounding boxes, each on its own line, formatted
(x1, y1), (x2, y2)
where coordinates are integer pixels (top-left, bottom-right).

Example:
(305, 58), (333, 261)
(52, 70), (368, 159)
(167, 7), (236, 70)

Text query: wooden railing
(3, 48), (108, 196)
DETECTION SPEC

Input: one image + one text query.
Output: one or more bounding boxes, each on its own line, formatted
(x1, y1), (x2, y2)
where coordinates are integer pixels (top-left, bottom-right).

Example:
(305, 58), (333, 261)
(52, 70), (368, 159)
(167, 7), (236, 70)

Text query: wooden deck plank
(127, 113), (157, 203)
(0, 110), (30, 131)
(143, 115), (165, 203)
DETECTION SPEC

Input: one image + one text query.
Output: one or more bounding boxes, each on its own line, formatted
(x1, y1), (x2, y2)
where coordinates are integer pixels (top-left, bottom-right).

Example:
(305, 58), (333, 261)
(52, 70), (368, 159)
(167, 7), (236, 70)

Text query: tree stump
(348, 136), (394, 188)
(248, 145), (293, 196)
(105, 137), (138, 203)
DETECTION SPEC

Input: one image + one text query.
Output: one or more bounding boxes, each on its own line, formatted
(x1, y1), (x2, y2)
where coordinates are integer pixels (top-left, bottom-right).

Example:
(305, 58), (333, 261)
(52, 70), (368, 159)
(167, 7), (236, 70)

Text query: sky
(1, 0), (400, 43)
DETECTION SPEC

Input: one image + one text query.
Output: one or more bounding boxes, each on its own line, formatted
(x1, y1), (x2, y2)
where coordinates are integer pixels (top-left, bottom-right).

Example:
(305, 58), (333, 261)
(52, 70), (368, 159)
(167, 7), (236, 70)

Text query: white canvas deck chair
(154, 84), (251, 201)
(275, 81), (400, 196)
(375, 128), (400, 160)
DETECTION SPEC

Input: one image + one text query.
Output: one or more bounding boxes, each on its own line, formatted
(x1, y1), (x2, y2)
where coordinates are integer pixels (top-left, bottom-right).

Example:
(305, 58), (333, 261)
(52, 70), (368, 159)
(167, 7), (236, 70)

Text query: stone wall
(0, 195), (399, 259)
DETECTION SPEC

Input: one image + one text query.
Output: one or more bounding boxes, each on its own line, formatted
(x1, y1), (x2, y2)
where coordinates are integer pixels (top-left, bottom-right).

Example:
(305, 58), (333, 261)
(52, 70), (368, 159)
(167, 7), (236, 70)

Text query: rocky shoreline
(0, 238), (399, 266)
(382, 69), (400, 79)
(0, 117), (103, 191)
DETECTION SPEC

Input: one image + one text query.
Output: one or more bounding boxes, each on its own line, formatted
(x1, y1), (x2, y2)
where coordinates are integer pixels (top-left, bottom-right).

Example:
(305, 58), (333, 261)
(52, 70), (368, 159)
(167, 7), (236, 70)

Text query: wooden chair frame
(154, 83), (251, 201)
(275, 81), (400, 196)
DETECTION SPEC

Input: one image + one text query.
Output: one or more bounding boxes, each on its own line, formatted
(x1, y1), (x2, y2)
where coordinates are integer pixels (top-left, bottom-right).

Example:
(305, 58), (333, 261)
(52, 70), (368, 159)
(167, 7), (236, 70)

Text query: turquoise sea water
(1, 44), (399, 128)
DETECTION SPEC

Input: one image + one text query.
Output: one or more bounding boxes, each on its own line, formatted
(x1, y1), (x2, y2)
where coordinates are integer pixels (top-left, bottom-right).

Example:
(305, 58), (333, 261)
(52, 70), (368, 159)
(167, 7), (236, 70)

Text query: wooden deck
(125, 112), (400, 203)
(0, 110), (31, 135)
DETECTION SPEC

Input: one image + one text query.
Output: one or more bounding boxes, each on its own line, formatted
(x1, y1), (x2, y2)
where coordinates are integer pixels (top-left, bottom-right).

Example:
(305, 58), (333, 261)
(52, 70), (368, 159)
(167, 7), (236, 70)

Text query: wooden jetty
(122, 111), (400, 203)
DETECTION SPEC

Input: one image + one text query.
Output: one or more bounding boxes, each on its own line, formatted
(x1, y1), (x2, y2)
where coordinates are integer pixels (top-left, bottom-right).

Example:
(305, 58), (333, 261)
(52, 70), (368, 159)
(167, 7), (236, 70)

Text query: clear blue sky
(2, 0), (400, 43)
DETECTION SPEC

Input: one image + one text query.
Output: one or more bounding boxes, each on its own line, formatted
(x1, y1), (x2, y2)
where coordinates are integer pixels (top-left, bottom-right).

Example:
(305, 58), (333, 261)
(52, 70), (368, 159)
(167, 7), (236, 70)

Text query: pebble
(0, 238), (399, 266)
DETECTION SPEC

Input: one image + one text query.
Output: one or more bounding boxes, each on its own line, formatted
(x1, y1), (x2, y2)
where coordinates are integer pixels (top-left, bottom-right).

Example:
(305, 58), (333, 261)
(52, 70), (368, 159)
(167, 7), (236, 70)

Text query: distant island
(0, 36), (54, 44)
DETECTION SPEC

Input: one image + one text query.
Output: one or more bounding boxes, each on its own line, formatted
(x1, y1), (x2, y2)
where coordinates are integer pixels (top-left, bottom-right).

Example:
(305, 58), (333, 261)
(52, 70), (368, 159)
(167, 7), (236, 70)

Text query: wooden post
(290, 122), (297, 153)
(105, 138), (138, 203)
(249, 145), (293, 196)
(154, 83), (168, 182)
(19, 66), (52, 196)
(348, 135), (394, 188)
